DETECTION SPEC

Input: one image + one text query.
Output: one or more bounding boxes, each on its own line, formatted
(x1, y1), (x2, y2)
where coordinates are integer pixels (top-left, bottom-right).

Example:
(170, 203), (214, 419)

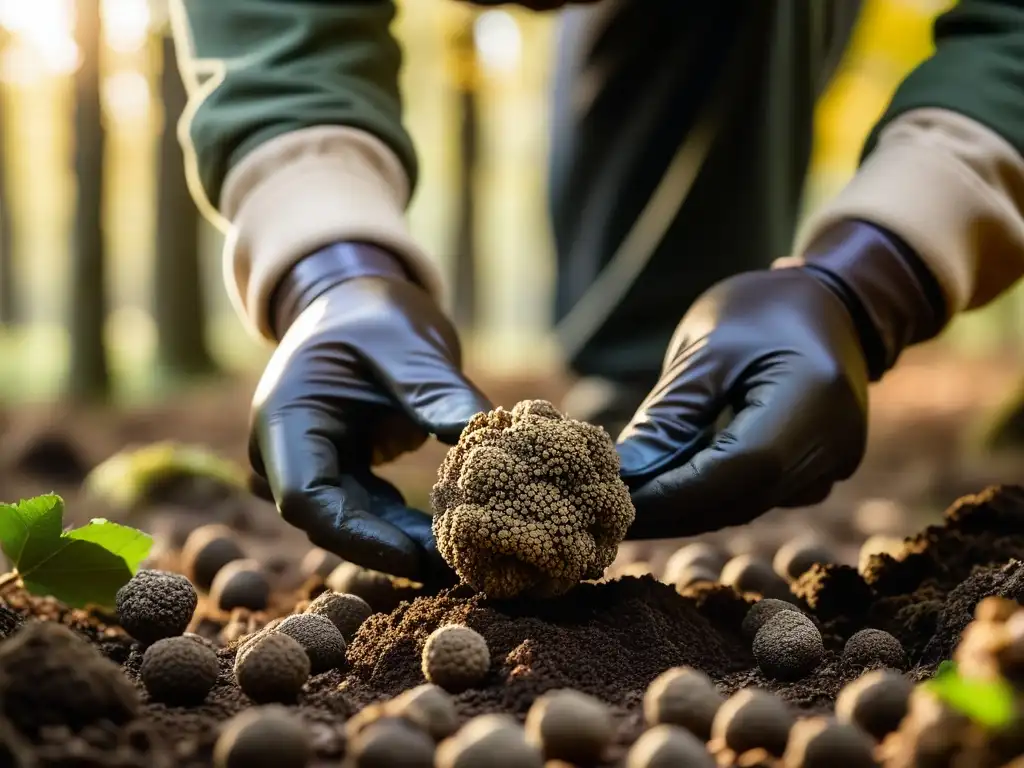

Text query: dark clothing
(548, 2), (861, 383)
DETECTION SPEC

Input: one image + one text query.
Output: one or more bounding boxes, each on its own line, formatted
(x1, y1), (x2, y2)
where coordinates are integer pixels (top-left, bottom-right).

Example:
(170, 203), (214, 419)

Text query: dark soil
(0, 484), (1023, 765)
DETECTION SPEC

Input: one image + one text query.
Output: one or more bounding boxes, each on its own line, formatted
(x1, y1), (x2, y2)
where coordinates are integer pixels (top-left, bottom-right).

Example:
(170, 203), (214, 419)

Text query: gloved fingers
(615, 346), (724, 484)
(628, 373), (831, 534)
(252, 403), (425, 579)
(368, 351), (494, 445)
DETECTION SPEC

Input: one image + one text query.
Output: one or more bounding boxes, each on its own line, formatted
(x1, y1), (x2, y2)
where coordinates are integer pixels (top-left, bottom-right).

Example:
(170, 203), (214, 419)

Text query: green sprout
(0, 493), (152, 609)
(923, 660), (1017, 730)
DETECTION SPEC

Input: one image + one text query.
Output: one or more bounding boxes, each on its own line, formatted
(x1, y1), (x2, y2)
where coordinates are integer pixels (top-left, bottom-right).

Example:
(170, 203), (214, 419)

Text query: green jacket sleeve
(794, 0), (1024, 318)
(169, 0), (417, 211)
(864, 0), (1024, 158)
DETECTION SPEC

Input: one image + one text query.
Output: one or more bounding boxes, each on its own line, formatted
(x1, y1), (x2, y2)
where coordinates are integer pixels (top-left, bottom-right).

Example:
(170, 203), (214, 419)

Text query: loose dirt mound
(2, 485), (1024, 766)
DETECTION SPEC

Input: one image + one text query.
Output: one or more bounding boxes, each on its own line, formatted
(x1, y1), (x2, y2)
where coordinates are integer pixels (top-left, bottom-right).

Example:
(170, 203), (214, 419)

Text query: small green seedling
(923, 660), (1017, 730)
(0, 493), (152, 609)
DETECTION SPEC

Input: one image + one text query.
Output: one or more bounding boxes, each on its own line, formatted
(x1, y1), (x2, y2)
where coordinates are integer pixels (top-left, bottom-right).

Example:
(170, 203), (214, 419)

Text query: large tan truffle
(431, 399), (635, 599)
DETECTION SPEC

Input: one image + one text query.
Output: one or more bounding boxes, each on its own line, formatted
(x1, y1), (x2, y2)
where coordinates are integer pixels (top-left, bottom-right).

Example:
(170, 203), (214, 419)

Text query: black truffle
(305, 590), (372, 643)
(390, 684), (460, 742)
(348, 719), (435, 768)
(741, 598), (802, 641)
(274, 613), (347, 675)
(625, 724), (715, 768)
(753, 612), (824, 681)
(211, 559), (270, 612)
(710, 688), (795, 757)
(421, 624), (490, 693)
(435, 714), (543, 768)
(643, 666), (723, 740)
(213, 705), (312, 768)
(141, 635), (219, 705)
(524, 688), (612, 764)
(0, 621), (139, 736)
(663, 543), (728, 583)
(115, 569), (198, 646)
(234, 632), (310, 704)
(842, 629), (906, 671)
(326, 562), (403, 613)
(182, 524), (246, 592)
(773, 538), (838, 582)
(834, 669), (914, 741)
(782, 716), (876, 768)
(720, 555), (792, 601)
(299, 548), (344, 581)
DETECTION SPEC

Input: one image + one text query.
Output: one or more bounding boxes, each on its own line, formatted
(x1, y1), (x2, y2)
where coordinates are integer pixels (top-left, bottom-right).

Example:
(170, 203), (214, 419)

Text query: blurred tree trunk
(153, 32), (216, 377)
(0, 29), (15, 326)
(66, 0), (111, 401)
(450, 15), (478, 332)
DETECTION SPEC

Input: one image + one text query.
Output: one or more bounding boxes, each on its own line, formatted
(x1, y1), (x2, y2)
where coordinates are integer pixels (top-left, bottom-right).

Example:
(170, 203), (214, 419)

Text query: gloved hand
(616, 221), (947, 538)
(249, 242), (492, 582)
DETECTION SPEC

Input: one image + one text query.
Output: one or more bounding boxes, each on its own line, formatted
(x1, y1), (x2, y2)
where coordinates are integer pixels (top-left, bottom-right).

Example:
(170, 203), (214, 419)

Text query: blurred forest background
(0, 0), (1022, 549)
(0, 0), (1017, 402)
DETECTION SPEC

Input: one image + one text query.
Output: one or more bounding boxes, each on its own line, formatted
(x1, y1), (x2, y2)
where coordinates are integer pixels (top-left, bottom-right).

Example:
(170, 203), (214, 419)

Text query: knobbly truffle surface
(140, 635), (219, 705)
(753, 611), (824, 681)
(741, 598), (802, 640)
(234, 631), (310, 704)
(115, 569), (198, 646)
(274, 613), (346, 675)
(305, 590), (372, 643)
(842, 628), (907, 671)
(431, 400), (635, 598)
(421, 624), (491, 693)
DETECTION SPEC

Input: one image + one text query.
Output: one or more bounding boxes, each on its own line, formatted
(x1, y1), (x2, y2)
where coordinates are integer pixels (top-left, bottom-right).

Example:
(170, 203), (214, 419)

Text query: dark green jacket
(170, 0), (1024, 212)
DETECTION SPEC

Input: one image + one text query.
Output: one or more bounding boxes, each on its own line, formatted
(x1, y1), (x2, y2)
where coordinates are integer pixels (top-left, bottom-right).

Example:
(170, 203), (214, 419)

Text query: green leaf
(0, 494), (64, 570)
(0, 494), (154, 609)
(924, 664), (1017, 729)
(63, 519), (152, 575)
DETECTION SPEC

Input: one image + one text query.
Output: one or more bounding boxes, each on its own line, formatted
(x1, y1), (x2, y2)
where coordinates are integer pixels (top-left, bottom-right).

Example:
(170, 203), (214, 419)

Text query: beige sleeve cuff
(791, 108), (1024, 315)
(219, 126), (443, 340)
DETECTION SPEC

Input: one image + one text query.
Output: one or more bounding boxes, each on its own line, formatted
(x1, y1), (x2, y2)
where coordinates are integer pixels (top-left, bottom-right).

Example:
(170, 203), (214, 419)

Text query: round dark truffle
(741, 598), (802, 641)
(435, 714), (543, 768)
(720, 555), (792, 601)
(274, 613), (346, 675)
(835, 669), (914, 741)
(211, 559), (270, 612)
(234, 632), (310, 704)
(710, 688), (795, 757)
(524, 688), (612, 764)
(390, 684), (460, 742)
(299, 548), (344, 581)
(325, 562), (402, 613)
(642, 666), (723, 740)
(625, 724), (714, 768)
(305, 590), (372, 644)
(348, 719), (435, 768)
(753, 612), (824, 682)
(663, 543), (728, 583)
(421, 624), (490, 693)
(0, 621), (139, 736)
(213, 705), (312, 768)
(182, 524), (246, 592)
(115, 569), (198, 646)
(772, 538), (838, 582)
(842, 629), (906, 671)
(141, 636), (219, 706)
(783, 716), (876, 768)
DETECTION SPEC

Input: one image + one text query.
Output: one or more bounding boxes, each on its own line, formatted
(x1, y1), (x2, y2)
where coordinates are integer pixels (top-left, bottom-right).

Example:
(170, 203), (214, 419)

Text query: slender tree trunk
(153, 32), (215, 377)
(450, 16), (479, 332)
(66, 0), (111, 401)
(0, 29), (15, 326)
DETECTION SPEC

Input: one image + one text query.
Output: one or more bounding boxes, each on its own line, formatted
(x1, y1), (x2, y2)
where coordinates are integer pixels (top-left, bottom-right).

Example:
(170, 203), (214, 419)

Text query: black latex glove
(616, 221), (947, 538)
(249, 242), (492, 582)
